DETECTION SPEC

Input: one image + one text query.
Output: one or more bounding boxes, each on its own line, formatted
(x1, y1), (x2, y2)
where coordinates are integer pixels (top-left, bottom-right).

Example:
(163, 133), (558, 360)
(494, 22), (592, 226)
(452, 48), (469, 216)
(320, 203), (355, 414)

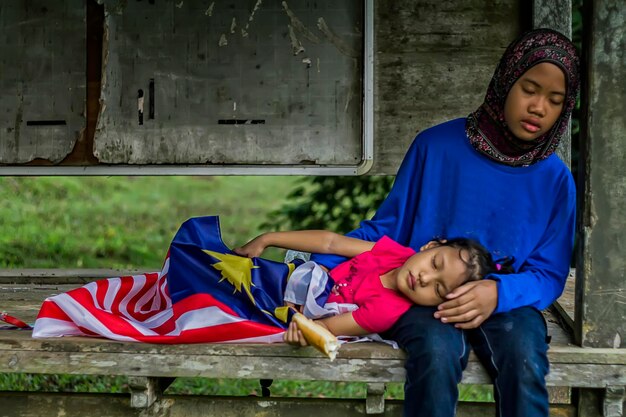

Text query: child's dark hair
(436, 237), (514, 282)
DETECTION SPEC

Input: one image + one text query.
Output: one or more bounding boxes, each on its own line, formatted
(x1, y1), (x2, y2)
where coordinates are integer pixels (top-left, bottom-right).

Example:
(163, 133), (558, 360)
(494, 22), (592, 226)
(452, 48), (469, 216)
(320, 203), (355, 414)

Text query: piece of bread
(291, 312), (341, 361)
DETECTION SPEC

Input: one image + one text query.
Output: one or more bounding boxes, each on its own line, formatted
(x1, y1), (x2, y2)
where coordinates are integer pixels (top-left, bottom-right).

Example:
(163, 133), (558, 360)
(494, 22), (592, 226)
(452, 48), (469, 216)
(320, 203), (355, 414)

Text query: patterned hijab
(466, 28), (580, 166)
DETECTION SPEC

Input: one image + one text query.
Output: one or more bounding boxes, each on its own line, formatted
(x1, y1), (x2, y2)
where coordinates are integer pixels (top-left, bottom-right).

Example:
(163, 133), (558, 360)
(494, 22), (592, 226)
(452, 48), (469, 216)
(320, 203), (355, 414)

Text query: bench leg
(366, 382), (386, 414)
(260, 378), (273, 397)
(603, 386), (625, 417)
(576, 387), (625, 417)
(128, 376), (175, 408)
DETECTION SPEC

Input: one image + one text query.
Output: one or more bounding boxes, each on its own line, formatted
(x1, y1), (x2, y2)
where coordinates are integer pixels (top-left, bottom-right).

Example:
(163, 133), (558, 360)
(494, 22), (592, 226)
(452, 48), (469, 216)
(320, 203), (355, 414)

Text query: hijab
(466, 28), (580, 166)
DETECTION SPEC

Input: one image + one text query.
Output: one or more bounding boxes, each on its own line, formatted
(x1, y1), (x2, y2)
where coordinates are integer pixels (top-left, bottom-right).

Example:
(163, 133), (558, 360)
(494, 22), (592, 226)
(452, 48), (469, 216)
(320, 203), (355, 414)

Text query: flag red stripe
(35, 279), (285, 343)
(36, 299), (72, 322)
(32, 233), (291, 345)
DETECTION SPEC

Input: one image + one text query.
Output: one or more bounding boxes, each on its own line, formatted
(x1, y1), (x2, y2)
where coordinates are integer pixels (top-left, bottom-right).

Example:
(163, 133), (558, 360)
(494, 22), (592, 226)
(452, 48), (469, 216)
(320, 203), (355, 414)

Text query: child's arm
(284, 311), (370, 345)
(234, 230), (375, 259)
(317, 312), (370, 336)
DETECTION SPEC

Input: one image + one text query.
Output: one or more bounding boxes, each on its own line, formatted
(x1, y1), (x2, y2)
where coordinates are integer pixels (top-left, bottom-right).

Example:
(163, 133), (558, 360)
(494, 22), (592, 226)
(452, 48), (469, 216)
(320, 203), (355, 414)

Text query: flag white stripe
(160, 278), (171, 309)
(128, 305), (174, 329)
(50, 294), (139, 342)
(135, 276), (160, 313)
(102, 277), (121, 312)
(118, 274), (146, 318)
(32, 317), (87, 338)
(165, 306), (244, 336)
(84, 281), (102, 310)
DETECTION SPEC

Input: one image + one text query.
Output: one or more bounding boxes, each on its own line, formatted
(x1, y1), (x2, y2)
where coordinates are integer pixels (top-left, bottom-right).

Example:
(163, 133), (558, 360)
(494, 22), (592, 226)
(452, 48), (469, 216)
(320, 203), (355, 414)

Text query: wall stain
(281, 1), (320, 43)
(317, 17), (358, 58)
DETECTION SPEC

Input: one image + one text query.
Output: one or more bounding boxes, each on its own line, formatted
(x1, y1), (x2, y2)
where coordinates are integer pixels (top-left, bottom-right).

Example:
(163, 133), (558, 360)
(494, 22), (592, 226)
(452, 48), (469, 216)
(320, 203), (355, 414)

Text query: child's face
(395, 243), (470, 306)
(504, 62), (566, 141)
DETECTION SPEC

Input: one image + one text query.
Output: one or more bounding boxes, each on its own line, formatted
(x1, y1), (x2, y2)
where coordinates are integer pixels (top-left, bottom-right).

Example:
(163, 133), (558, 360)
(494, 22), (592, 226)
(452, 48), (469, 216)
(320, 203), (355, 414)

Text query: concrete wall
(0, 0), (85, 164)
(0, 0), (523, 173)
(372, 0), (522, 173)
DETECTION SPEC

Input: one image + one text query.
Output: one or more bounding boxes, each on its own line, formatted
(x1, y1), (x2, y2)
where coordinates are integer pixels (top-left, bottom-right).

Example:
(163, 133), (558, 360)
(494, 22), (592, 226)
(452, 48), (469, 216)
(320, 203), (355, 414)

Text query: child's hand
(283, 321), (308, 347)
(285, 302), (304, 313)
(233, 235), (267, 258)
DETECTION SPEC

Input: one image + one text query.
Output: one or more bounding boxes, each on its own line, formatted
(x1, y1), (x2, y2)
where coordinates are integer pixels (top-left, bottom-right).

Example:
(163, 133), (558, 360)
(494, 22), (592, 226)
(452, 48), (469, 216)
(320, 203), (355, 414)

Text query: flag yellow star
(203, 250), (259, 305)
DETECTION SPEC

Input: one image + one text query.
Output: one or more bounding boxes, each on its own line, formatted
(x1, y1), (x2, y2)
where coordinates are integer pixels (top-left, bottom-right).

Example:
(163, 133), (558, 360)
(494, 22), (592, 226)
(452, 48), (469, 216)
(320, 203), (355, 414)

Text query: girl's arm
(284, 312), (370, 345)
(317, 312), (369, 336)
(234, 230), (375, 259)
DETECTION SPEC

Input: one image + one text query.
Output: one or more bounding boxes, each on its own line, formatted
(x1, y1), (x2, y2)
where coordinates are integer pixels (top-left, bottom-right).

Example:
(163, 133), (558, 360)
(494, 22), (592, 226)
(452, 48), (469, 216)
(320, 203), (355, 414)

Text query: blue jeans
(384, 306), (550, 417)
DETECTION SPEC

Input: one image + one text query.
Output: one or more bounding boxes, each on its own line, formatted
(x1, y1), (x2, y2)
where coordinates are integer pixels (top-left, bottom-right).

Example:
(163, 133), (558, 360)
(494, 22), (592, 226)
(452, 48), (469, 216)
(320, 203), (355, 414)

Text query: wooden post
(127, 376), (174, 408)
(575, 0), (626, 350)
(365, 382), (386, 414)
(576, 0), (626, 415)
(532, 0), (573, 167)
(603, 387), (625, 417)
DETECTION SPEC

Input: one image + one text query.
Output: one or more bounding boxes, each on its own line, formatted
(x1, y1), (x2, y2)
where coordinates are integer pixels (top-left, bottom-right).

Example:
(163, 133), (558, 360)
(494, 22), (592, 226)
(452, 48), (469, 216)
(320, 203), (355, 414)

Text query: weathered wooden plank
(0, 392), (578, 417)
(1, 329), (612, 362)
(575, 0), (626, 349)
(0, 282), (576, 348)
(0, 268), (150, 284)
(3, 349), (409, 382)
(0, 337), (624, 387)
(1, 284), (89, 323)
(2, 332), (623, 365)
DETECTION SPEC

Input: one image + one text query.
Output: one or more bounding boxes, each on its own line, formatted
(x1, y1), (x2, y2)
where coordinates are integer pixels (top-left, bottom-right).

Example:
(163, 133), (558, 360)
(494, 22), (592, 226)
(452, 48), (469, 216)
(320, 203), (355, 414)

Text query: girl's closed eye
(431, 255), (438, 270)
(435, 283), (444, 300)
(550, 98), (564, 106)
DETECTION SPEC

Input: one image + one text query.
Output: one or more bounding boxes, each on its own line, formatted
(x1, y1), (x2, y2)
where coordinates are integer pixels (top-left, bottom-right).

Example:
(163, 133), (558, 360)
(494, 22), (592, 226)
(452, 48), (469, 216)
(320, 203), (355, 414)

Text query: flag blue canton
(168, 216), (302, 328)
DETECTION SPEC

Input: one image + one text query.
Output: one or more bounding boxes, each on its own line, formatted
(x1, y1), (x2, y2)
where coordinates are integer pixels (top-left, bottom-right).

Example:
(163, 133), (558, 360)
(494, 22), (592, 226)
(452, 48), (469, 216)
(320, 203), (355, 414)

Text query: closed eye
(435, 283), (444, 300)
(431, 255), (438, 270)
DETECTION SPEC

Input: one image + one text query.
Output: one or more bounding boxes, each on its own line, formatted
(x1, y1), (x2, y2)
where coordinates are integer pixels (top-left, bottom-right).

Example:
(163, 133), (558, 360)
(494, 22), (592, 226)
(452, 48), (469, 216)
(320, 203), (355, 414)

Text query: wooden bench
(1, 270), (625, 417)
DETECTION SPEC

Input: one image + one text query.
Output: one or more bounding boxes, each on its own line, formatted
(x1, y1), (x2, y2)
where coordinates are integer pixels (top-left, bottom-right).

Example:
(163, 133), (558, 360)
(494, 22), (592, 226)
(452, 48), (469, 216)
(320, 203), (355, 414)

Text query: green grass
(0, 175), (493, 402)
(0, 176), (298, 268)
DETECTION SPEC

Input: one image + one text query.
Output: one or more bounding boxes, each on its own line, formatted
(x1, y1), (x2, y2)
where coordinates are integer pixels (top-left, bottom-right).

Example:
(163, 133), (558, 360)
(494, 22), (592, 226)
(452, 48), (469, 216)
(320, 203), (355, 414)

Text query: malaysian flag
(32, 216), (304, 344)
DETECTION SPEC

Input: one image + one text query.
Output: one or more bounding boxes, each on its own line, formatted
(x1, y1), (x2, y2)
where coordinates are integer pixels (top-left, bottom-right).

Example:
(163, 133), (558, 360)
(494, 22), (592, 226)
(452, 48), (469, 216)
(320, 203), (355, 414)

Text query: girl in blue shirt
(312, 28), (580, 417)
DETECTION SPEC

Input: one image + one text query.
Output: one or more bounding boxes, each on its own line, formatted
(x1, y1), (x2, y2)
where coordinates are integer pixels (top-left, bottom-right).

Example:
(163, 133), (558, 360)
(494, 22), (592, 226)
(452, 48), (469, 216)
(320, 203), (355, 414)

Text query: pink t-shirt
(327, 236), (416, 333)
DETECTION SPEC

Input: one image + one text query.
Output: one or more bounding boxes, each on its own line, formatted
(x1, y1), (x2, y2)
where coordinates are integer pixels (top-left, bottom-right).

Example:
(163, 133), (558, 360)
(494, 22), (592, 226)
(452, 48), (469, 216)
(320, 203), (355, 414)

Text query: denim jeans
(384, 305), (550, 417)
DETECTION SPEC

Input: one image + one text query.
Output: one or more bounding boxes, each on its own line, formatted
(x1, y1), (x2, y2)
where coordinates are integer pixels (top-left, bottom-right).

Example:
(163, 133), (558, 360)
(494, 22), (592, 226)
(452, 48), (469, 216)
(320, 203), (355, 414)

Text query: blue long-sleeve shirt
(312, 118), (576, 314)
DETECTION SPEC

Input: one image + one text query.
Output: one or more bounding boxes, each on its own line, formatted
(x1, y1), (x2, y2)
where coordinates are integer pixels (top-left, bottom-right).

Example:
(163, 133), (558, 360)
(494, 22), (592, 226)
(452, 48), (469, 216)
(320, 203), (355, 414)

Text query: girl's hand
(285, 302), (304, 313)
(233, 235), (267, 258)
(433, 280), (498, 329)
(283, 321), (308, 346)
